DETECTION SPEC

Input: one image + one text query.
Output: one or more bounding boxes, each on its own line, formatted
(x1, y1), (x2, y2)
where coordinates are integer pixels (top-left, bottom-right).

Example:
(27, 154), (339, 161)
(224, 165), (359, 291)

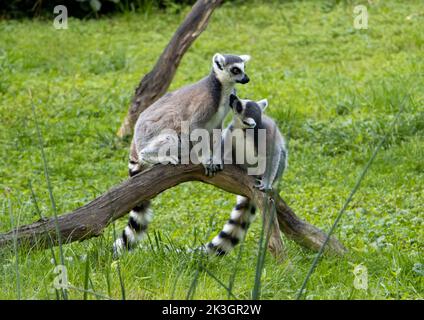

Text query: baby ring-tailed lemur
(205, 94), (288, 256)
(113, 54), (251, 257)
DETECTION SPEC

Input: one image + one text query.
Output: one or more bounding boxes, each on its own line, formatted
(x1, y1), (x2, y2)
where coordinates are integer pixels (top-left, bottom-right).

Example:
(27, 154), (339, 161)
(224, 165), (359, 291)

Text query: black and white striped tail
(128, 159), (141, 177)
(206, 196), (256, 256)
(113, 200), (153, 257)
(113, 160), (153, 257)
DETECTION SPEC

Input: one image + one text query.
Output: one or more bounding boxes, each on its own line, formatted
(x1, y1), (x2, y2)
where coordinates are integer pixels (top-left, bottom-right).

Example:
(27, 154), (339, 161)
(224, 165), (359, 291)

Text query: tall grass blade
(252, 124), (290, 299)
(8, 197), (21, 300)
(67, 285), (113, 300)
(83, 255), (90, 300)
(186, 269), (200, 300)
(105, 263), (112, 298)
(171, 265), (185, 299)
(186, 212), (217, 300)
(227, 237), (245, 299)
(296, 106), (404, 299)
(89, 278), (100, 300)
(28, 180), (60, 300)
(200, 264), (239, 299)
(29, 90), (68, 300)
(252, 127), (281, 299)
(112, 222), (126, 300)
(252, 201), (277, 299)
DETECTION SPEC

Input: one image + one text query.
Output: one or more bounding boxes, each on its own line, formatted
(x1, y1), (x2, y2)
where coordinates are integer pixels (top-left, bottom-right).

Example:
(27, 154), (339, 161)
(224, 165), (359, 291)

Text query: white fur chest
(229, 129), (258, 168)
(243, 131), (258, 167)
(205, 89), (231, 131)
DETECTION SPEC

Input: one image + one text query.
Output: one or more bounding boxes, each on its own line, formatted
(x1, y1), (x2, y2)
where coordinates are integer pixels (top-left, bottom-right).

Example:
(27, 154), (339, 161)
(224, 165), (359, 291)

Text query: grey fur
(113, 54), (251, 257)
(134, 74), (222, 151)
(133, 53), (250, 175)
(222, 54), (243, 65)
(204, 95), (287, 257)
(224, 95), (287, 190)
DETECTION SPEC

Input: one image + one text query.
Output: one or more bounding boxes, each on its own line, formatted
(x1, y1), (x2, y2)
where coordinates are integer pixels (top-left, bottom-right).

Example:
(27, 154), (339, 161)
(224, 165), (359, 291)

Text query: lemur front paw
(203, 163), (221, 177)
(202, 158), (223, 177)
(216, 162), (224, 171)
(254, 178), (272, 192)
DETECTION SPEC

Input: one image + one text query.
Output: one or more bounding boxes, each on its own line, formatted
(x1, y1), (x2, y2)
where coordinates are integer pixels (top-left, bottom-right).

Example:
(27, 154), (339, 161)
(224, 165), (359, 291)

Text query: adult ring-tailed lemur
(203, 94), (288, 256)
(113, 53), (251, 257)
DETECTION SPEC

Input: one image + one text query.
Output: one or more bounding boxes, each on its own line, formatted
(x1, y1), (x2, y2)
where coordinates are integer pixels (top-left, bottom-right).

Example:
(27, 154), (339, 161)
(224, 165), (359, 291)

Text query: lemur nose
(239, 74), (249, 84)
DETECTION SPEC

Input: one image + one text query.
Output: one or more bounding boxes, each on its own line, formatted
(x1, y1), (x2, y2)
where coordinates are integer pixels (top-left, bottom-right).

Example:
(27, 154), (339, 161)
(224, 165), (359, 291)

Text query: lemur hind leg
(206, 196), (257, 256)
(139, 132), (180, 166)
(113, 142), (154, 258)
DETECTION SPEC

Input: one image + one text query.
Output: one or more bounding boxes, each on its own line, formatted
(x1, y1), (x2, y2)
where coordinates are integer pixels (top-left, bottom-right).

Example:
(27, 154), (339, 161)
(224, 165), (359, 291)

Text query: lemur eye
(231, 67), (241, 75)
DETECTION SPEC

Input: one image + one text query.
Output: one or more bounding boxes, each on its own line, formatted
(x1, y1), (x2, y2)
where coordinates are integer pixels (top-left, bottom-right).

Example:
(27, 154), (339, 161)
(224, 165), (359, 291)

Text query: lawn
(0, 0), (423, 299)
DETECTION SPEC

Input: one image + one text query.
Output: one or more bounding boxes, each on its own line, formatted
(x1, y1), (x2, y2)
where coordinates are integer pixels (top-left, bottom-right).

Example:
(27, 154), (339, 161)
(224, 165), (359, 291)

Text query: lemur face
(229, 94), (268, 129)
(212, 53), (250, 84)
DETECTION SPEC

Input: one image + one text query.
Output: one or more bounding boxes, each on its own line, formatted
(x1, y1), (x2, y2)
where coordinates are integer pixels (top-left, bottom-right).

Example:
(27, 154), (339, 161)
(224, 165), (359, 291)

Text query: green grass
(0, 0), (423, 299)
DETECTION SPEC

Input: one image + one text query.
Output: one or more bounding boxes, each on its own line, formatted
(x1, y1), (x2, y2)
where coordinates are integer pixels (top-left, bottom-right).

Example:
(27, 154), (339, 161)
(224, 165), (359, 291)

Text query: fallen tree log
(117, 0), (223, 138)
(0, 164), (346, 257)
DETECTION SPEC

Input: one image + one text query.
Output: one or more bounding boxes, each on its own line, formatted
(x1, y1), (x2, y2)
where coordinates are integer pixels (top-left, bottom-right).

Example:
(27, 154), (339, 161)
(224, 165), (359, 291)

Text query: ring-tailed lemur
(113, 54), (251, 257)
(205, 94), (288, 256)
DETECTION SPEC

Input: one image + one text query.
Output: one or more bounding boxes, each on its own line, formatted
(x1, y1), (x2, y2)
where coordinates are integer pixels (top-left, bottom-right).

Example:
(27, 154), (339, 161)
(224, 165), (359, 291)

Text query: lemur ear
(239, 55), (251, 63)
(257, 99), (268, 111)
(213, 53), (225, 70)
(229, 94), (239, 109)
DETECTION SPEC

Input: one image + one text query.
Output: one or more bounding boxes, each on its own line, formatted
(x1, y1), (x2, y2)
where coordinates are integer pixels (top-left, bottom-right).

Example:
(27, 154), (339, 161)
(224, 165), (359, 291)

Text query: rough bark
(0, 164), (346, 257)
(117, 0), (223, 138)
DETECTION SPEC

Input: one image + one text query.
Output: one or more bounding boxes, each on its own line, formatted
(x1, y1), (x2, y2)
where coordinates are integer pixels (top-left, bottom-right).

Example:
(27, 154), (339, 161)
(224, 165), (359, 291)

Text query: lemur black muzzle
(237, 74), (250, 84)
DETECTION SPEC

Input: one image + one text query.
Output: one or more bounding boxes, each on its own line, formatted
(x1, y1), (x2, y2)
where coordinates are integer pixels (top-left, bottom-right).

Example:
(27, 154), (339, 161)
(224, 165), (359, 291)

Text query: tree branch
(0, 164), (346, 257)
(117, 0), (223, 138)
